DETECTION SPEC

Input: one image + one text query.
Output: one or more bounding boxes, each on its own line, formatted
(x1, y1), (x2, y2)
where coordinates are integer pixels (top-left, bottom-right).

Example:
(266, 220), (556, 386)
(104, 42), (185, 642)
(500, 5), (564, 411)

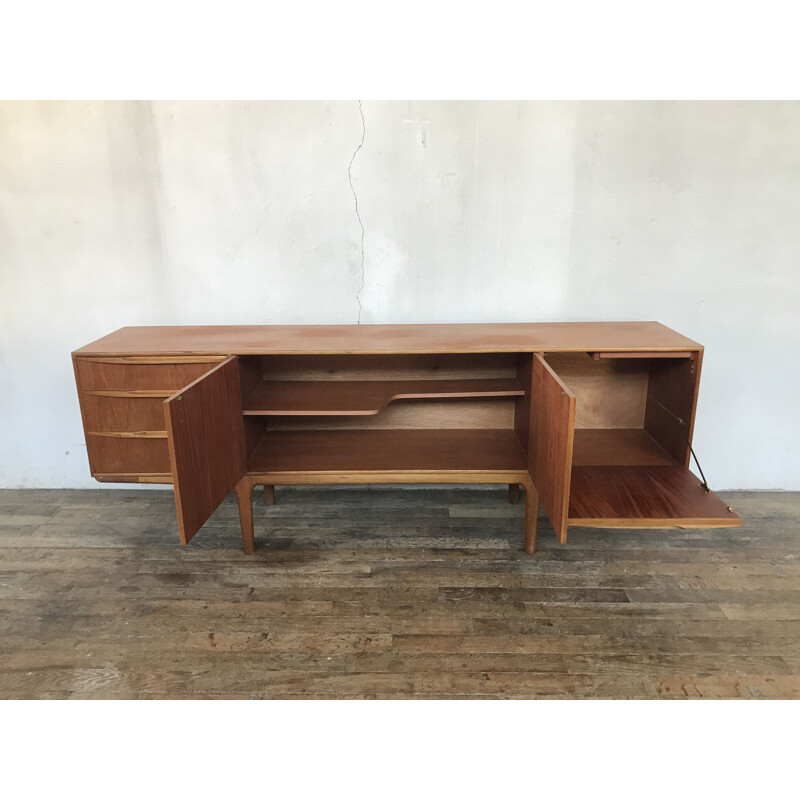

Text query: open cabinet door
(164, 356), (246, 545)
(529, 353), (576, 543)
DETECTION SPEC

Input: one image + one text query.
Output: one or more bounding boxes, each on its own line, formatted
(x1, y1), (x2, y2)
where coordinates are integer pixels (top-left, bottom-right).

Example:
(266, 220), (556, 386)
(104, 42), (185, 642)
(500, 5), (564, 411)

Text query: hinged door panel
(529, 353), (576, 543)
(164, 356), (246, 544)
(568, 465), (742, 528)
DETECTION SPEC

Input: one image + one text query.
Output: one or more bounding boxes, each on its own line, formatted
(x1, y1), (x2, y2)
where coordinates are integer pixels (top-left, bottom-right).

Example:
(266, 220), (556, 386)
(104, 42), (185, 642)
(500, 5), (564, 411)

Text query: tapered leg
(508, 483), (520, 504)
(524, 482), (539, 554)
(263, 484), (275, 506)
(236, 481), (255, 555)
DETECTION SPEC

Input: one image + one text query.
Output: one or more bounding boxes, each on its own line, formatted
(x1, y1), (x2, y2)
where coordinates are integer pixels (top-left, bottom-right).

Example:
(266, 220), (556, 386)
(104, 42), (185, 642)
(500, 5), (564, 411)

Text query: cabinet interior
(237, 353), (531, 473)
(543, 352), (697, 468)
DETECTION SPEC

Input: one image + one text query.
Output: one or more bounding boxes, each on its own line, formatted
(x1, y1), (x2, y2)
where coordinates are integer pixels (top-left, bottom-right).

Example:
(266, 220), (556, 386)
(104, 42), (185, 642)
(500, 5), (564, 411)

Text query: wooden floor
(1, 487), (798, 699)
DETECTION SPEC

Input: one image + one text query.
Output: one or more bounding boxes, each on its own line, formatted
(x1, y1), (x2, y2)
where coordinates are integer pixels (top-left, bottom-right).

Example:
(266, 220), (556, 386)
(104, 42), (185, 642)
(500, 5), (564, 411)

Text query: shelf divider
(243, 378), (524, 416)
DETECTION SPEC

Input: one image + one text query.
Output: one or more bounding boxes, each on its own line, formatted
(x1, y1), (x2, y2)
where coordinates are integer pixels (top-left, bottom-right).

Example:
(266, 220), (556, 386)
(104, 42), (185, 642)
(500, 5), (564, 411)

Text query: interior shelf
(568, 465), (741, 527)
(242, 378), (524, 416)
(571, 428), (676, 467)
(247, 428), (528, 474)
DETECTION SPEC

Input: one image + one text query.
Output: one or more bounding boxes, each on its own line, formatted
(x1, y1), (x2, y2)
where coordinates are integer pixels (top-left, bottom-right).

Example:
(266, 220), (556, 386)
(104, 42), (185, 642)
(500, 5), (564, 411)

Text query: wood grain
(82, 436), (171, 475)
(236, 482), (255, 555)
(234, 473), (537, 554)
(259, 353), (518, 380)
(571, 429), (675, 467)
(70, 324), (736, 560)
(265, 398), (515, 431)
(78, 356), (226, 365)
(528, 354), (575, 544)
(73, 322), (703, 356)
(164, 357), (246, 545)
(590, 351), (693, 359)
(644, 352), (702, 467)
(83, 390), (175, 398)
(247, 429), (528, 475)
(94, 473), (172, 484)
(88, 431), (167, 439)
(513, 353), (532, 457)
(236, 357), (266, 462)
(243, 378), (524, 416)
(80, 394), (170, 433)
(543, 352), (649, 429)
(568, 466), (743, 527)
(75, 358), (225, 392)
(0, 487), (791, 699)
(72, 353), (99, 476)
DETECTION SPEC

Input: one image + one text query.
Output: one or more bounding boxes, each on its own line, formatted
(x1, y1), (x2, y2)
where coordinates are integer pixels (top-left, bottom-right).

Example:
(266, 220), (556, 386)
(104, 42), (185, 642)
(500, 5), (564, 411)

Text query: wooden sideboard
(72, 322), (741, 553)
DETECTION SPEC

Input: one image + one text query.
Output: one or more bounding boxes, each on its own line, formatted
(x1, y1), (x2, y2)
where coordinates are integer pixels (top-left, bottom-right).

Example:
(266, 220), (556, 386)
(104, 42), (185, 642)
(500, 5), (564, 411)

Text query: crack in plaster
(348, 100), (366, 323)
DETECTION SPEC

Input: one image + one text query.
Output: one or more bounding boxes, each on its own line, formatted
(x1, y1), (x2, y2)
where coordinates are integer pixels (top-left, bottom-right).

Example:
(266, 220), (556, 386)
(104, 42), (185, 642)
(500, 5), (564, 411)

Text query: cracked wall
(1, 101), (799, 489)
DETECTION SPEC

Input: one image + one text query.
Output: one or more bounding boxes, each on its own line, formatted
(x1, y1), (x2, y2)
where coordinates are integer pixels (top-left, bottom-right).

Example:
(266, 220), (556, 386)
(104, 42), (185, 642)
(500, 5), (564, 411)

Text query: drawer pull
(84, 390), (175, 398)
(80, 356), (226, 365)
(88, 430), (167, 439)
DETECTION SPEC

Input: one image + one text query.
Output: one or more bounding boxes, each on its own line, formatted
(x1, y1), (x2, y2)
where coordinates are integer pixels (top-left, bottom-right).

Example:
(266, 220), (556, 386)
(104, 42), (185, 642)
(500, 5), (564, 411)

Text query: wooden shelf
(247, 428), (528, 474)
(572, 428), (675, 467)
(568, 465), (741, 527)
(243, 378), (524, 416)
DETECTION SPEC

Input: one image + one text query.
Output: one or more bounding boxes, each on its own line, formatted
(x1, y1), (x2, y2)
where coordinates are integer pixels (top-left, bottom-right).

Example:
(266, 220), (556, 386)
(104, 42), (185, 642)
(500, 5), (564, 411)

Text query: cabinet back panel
(544, 353), (649, 429)
(260, 353), (517, 381)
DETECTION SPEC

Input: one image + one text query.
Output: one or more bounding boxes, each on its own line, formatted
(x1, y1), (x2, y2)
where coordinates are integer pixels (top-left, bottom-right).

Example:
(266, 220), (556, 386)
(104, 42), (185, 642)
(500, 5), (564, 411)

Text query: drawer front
(85, 434), (171, 475)
(75, 356), (225, 482)
(80, 393), (170, 433)
(76, 357), (225, 392)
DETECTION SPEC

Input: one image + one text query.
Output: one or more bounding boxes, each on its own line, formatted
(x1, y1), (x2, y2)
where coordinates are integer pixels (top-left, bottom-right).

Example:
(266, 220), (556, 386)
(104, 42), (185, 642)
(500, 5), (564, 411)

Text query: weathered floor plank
(0, 487), (797, 698)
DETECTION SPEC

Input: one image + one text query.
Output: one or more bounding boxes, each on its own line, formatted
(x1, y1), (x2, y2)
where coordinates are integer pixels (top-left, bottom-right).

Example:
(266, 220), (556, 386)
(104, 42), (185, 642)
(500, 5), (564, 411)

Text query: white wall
(1, 101), (798, 489)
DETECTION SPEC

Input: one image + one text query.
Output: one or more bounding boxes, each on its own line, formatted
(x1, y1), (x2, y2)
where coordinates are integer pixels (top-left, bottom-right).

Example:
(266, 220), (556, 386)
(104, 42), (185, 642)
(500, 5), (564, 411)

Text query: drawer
(86, 434), (171, 476)
(75, 356), (226, 483)
(80, 392), (170, 433)
(75, 356), (225, 392)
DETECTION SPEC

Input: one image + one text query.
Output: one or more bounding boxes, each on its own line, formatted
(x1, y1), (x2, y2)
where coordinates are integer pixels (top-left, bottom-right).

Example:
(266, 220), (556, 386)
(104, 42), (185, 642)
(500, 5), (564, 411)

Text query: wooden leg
(236, 480), (255, 555)
(508, 483), (520, 504)
(524, 482), (539, 554)
(263, 484), (275, 506)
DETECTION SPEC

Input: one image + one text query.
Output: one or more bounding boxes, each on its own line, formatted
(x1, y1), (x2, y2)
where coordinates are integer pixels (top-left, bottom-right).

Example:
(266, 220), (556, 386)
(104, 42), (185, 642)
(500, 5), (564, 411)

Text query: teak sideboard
(72, 322), (741, 554)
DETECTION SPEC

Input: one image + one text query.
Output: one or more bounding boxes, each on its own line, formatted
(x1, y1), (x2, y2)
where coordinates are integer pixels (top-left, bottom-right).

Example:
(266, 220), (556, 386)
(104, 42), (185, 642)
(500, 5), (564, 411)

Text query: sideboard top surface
(73, 322), (701, 356)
